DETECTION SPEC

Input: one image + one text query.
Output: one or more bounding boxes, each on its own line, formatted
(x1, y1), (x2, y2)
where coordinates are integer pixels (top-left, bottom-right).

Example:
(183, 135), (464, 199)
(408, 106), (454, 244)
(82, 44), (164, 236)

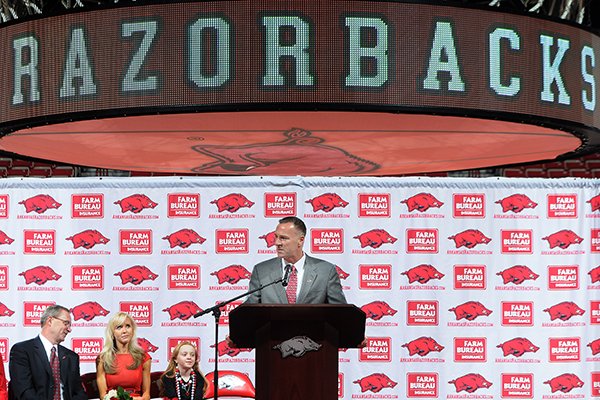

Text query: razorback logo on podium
(211, 193), (254, 213)
(495, 193), (537, 213)
(543, 373), (583, 393)
(543, 301), (585, 321)
(497, 337), (539, 357)
(353, 373), (397, 393)
(449, 301), (492, 321)
(306, 193), (349, 213)
(163, 229), (206, 249)
(274, 336), (322, 358)
(448, 229), (491, 249)
(71, 301), (109, 321)
(402, 337), (444, 357)
(66, 229), (109, 249)
(407, 372), (438, 398)
(19, 266), (61, 285)
(163, 301), (202, 321)
(114, 265), (158, 285)
(497, 265), (539, 285)
(19, 194), (61, 214)
(211, 265), (251, 285)
(402, 264), (444, 284)
(542, 229), (583, 249)
(401, 192), (443, 212)
(114, 194), (158, 214)
(71, 194), (103, 218)
(448, 373), (492, 393)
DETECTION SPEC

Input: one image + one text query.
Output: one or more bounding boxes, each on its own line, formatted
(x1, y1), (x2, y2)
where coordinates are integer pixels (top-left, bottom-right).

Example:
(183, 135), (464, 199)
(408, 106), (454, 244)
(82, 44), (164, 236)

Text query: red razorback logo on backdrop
(0, 302), (15, 317)
(590, 266), (600, 283)
(449, 301), (492, 321)
(211, 339), (252, 357)
(305, 193), (348, 213)
(210, 193), (254, 213)
(114, 266), (158, 285)
(542, 229), (583, 249)
(114, 194), (158, 214)
(402, 336), (444, 357)
(401, 264), (444, 284)
(71, 301), (110, 321)
(353, 373), (397, 393)
(449, 373), (492, 393)
(137, 338), (158, 353)
(543, 301), (585, 321)
(497, 265), (539, 285)
(354, 229), (397, 248)
(495, 193), (537, 213)
(210, 265), (252, 284)
(163, 301), (202, 321)
(588, 194), (600, 212)
(66, 229), (110, 249)
(588, 338), (600, 355)
(191, 128), (379, 175)
(497, 337), (539, 357)
(19, 194), (62, 214)
(335, 265), (349, 280)
(0, 230), (14, 245)
(401, 192), (443, 212)
(259, 231), (276, 247)
(19, 266), (61, 285)
(162, 229), (206, 248)
(544, 373), (584, 393)
(360, 301), (397, 321)
(448, 229), (491, 249)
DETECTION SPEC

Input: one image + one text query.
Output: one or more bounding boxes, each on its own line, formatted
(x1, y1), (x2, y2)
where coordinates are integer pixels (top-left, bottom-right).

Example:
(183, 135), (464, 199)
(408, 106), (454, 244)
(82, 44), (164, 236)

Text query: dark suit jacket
(8, 336), (87, 400)
(245, 255), (347, 304)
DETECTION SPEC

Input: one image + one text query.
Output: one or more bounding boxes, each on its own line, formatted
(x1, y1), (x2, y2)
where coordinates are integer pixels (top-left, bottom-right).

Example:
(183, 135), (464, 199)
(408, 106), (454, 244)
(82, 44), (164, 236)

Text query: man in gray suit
(246, 216), (346, 304)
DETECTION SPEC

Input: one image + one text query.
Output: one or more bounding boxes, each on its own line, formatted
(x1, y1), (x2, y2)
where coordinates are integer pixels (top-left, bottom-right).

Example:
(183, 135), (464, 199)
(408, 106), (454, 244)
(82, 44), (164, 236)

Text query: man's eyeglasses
(53, 316), (72, 328)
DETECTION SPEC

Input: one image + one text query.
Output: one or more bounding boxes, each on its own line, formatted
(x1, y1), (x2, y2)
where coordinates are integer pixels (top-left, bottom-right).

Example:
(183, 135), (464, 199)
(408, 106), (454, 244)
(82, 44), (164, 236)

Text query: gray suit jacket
(245, 255), (347, 304)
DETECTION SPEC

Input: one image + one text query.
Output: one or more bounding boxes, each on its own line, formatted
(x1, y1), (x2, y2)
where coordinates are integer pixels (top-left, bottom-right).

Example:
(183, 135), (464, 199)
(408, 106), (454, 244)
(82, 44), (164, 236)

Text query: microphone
(282, 264), (292, 287)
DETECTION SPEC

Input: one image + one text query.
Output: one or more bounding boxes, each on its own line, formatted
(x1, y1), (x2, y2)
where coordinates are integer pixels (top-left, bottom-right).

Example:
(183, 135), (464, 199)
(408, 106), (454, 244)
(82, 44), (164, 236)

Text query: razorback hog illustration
(448, 229), (491, 249)
(497, 337), (539, 357)
(587, 338), (600, 355)
(0, 230), (14, 245)
(402, 337), (444, 356)
(259, 231), (276, 247)
(544, 373), (584, 393)
(19, 266), (61, 285)
(449, 301), (492, 321)
(495, 193), (537, 213)
(542, 229), (583, 249)
(335, 265), (349, 280)
(401, 264), (444, 284)
(162, 229), (206, 248)
(71, 301), (109, 321)
(114, 265), (158, 285)
(306, 193), (349, 213)
(211, 339), (251, 357)
(19, 194), (62, 214)
(66, 229), (110, 249)
(497, 265), (539, 285)
(163, 301), (202, 321)
(273, 336), (321, 358)
(589, 266), (600, 283)
(360, 301), (397, 321)
(114, 194), (157, 214)
(211, 193), (254, 213)
(401, 192), (443, 212)
(449, 373), (492, 393)
(0, 302), (15, 316)
(211, 265), (252, 284)
(137, 337), (158, 353)
(543, 301), (585, 321)
(587, 194), (600, 212)
(354, 373), (397, 393)
(354, 229), (397, 249)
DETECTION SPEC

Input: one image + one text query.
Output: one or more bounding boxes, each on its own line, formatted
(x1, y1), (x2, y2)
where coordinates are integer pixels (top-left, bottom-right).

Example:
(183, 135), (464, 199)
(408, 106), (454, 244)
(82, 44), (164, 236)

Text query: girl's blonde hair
(97, 312), (145, 374)
(162, 341), (209, 395)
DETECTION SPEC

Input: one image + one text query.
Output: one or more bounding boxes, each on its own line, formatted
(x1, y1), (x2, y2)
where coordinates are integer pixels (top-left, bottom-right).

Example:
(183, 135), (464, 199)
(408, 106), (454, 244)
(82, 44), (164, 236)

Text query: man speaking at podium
(246, 216), (347, 305)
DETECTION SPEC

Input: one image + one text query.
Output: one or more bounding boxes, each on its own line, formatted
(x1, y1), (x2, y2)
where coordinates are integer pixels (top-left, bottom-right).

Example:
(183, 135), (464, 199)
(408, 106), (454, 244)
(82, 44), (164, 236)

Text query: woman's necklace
(175, 369), (196, 400)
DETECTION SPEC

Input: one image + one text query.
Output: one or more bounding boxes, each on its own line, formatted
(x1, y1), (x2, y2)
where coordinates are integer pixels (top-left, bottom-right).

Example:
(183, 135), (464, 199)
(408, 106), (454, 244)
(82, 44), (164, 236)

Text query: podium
(229, 304), (366, 400)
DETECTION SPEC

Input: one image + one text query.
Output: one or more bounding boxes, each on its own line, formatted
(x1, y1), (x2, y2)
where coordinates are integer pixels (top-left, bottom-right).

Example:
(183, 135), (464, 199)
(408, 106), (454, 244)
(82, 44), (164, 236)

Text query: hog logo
(449, 301), (492, 321)
(354, 229), (397, 249)
(18, 194), (62, 214)
(402, 336), (444, 357)
(211, 339), (252, 357)
(589, 266), (600, 283)
(353, 373), (398, 393)
(114, 265), (158, 285)
(401, 264), (444, 284)
(449, 373), (492, 393)
(162, 229), (206, 248)
(191, 128), (379, 175)
(0, 302), (15, 317)
(401, 192), (443, 212)
(273, 336), (321, 358)
(0, 230), (14, 245)
(71, 301), (110, 321)
(587, 194), (600, 212)
(542, 229), (583, 249)
(544, 373), (584, 393)
(448, 229), (491, 249)
(335, 265), (349, 280)
(496, 265), (539, 285)
(211, 193), (254, 213)
(163, 301), (202, 321)
(137, 337), (158, 353)
(211, 265), (252, 284)
(66, 229), (110, 249)
(259, 231), (276, 247)
(306, 193), (349, 213)
(114, 194), (158, 214)
(587, 338), (600, 355)
(361, 300), (397, 321)
(495, 194), (538, 213)
(543, 301), (585, 321)
(19, 266), (62, 285)
(497, 337), (539, 357)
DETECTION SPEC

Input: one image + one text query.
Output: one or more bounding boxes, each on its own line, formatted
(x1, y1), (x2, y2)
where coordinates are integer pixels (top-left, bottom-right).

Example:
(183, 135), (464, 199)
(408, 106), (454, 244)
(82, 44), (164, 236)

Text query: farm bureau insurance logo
(119, 229), (152, 254)
(358, 193), (390, 217)
(406, 229), (438, 253)
(453, 193), (485, 218)
(407, 300), (438, 326)
(548, 193), (577, 218)
(0, 266), (8, 290)
(23, 301), (54, 326)
(359, 337), (391, 362)
(501, 230), (533, 254)
(168, 264), (201, 290)
(72, 265), (104, 290)
(406, 372), (438, 398)
(454, 265), (485, 289)
(264, 192), (296, 217)
(0, 195), (8, 218)
(24, 230), (55, 254)
(71, 193), (104, 218)
(501, 301), (533, 326)
(311, 228), (343, 253)
(360, 264), (391, 289)
(215, 229), (249, 253)
(120, 301), (152, 326)
(167, 193), (200, 218)
(71, 337), (103, 362)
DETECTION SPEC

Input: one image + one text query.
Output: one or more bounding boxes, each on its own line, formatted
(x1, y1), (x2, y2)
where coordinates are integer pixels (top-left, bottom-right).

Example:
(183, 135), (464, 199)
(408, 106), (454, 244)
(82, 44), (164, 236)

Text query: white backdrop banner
(0, 176), (599, 399)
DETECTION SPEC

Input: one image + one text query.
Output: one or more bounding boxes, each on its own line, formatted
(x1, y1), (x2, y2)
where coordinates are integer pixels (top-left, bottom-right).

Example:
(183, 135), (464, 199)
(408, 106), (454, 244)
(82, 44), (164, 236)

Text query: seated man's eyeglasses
(53, 316), (72, 328)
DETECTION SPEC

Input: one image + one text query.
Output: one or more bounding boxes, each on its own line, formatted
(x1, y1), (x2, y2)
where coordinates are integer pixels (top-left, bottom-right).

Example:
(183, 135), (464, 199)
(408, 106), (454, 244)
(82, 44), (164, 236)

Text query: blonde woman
(161, 341), (208, 400)
(96, 312), (151, 400)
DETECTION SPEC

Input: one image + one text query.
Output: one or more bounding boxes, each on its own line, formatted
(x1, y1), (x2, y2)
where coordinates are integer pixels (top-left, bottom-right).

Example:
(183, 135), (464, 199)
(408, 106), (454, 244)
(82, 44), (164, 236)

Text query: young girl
(161, 341), (208, 400)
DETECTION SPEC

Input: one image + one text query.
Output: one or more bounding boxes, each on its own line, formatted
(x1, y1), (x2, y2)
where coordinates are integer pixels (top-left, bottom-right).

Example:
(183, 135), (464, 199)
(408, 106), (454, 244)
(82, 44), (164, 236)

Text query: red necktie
(286, 265), (297, 304)
(50, 346), (61, 400)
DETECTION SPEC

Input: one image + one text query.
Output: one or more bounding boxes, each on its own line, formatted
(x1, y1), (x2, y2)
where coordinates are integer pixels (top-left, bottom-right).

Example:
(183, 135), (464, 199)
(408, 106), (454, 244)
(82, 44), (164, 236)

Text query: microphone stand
(193, 268), (290, 400)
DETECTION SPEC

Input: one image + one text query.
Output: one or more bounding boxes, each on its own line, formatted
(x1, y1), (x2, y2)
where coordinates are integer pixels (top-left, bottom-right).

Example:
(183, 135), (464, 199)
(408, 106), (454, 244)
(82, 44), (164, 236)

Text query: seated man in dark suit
(9, 304), (88, 400)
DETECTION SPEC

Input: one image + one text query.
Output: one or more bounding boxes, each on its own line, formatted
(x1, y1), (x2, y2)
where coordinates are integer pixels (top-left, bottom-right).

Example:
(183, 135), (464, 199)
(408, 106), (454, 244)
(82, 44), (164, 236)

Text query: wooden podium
(229, 304), (366, 400)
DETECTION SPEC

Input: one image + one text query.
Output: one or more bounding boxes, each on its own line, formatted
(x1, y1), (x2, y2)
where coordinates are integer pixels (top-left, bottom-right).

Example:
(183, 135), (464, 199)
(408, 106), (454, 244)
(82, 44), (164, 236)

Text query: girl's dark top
(160, 370), (204, 400)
